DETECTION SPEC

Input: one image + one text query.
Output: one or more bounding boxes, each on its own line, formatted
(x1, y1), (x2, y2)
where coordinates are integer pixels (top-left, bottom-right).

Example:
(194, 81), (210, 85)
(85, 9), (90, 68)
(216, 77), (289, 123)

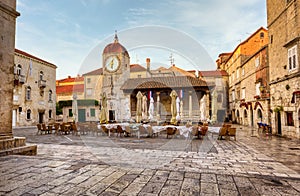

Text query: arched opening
(236, 110), (240, 124)
(17, 64), (22, 75)
(26, 109), (31, 120)
(257, 109), (263, 122)
(244, 110), (248, 125)
(39, 71), (44, 80)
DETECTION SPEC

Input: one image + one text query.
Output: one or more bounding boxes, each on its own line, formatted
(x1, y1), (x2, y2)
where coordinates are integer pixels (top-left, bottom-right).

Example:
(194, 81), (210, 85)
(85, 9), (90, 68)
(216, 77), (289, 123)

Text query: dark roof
(121, 76), (211, 90)
(82, 68), (103, 76)
(199, 70), (229, 77)
(103, 42), (129, 56)
(130, 64), (146, 72)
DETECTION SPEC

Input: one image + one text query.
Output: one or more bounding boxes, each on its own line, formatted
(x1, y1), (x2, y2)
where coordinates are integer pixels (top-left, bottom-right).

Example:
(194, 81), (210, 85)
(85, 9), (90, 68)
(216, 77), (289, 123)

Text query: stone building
(217, 27), (269, 127)
(13, 49), (57, 126)
(56, 75), (84, 102)
(198, 70), (229, 123)
(56, 75), (100, 122)
(0, 0), (36, 155)
(0, 0), (19, 136)
(100, 34), (211, 123)
(267, 0), (300, 138)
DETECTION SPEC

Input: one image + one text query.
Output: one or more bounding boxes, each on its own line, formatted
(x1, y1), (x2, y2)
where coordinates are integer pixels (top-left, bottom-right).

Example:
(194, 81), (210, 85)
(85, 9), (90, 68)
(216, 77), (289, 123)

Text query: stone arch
(243, 109), (248, 125)
(257, 108), (263, 122)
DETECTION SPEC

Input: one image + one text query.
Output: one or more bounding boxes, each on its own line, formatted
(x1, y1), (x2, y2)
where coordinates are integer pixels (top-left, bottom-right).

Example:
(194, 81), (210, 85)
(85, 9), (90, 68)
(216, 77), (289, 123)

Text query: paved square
(0, 125), (299, 195)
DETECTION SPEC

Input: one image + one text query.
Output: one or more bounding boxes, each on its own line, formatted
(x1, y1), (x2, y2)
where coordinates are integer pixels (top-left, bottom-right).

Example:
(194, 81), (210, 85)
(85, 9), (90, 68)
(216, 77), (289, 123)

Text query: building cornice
(0, 2), (20, 18)
(270, 71), (300, 85)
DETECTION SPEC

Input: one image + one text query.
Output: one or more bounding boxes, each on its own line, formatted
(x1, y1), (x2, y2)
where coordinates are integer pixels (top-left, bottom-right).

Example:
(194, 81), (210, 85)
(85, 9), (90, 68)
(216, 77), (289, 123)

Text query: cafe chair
(116, 125), (125, 137)
(227, 127), (237, 141)
(166, 127), (177, 139)
(36, 124), (46, 135)
(42, 123), (50, 134)
(218, 127), (227, 140)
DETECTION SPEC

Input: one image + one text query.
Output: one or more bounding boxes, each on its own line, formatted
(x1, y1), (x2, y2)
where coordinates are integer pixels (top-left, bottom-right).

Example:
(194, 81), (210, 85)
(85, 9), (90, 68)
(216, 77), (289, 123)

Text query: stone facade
(102, 34), (131, 122)
(199, 70), (229, 123)
(0, 0), (19, 136)
(267, 0), (300, 138)
(13, 49), (57, 126)
(217, 27), (269, 128)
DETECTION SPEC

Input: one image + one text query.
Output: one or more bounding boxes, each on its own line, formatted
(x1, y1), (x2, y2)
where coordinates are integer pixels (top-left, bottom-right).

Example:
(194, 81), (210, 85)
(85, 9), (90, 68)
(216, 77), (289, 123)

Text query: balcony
(38, 79), (46, 88)
(14, 74), (26, 85)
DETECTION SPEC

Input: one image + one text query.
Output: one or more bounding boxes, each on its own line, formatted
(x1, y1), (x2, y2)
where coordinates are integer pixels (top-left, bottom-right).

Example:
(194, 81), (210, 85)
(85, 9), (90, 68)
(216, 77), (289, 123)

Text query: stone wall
(267, 0), (300, 138)
(0, 1), (19, 136)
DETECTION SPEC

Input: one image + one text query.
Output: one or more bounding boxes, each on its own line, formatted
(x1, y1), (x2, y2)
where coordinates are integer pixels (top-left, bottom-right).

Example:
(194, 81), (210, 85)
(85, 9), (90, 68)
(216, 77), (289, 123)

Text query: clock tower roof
(103, 31), (129, 57)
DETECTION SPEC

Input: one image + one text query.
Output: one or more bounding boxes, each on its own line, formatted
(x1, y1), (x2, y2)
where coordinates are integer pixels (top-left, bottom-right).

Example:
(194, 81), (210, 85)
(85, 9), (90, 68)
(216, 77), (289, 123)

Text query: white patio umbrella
(170, 90), (178, 124)
(200, 94), (207, 121)
(148, 97), (154, 120)
(136, 91), (143, 123)
(72, 94), (78, 123)
(176, 97), (180, 121)
(142, 95), (148, 120)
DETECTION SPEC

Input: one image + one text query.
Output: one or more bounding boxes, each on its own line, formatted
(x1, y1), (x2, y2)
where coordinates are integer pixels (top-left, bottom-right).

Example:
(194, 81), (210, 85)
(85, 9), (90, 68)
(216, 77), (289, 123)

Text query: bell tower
(102, 32), (130, 121)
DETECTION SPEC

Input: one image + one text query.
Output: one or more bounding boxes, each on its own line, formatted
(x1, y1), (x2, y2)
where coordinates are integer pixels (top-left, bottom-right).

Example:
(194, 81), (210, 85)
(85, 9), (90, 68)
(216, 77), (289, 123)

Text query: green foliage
(273, 105), (283, 113)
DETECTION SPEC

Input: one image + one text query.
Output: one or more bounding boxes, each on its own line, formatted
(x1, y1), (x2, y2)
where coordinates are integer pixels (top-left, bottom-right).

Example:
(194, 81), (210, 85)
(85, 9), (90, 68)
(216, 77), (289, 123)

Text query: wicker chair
(227, 127), (237, 141)
(218, 127), (227, 140)
(166, 127), (177, 139)
(101, 125), (109, 135)
(199, 125), (208, 138)
(36, 124), (46, 135)
(42, 123), (50, 134)
(191, 126), (199, 138)
(116, 125), (125, 137)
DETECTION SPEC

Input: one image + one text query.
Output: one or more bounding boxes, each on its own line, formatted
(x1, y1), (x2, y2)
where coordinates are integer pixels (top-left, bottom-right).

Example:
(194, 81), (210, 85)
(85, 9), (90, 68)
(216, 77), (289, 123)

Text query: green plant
(273, 105), (283, 113)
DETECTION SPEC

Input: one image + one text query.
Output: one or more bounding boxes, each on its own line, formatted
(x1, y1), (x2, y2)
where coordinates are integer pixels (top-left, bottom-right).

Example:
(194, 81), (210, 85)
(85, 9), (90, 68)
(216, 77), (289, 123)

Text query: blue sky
(16, 0), (267, 79)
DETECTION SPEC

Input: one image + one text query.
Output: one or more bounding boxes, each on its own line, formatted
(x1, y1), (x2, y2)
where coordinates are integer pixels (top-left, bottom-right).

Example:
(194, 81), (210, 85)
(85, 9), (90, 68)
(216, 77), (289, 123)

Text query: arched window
(39, 71), (44, 81)
(26, 86), (31, 100)
(49, 110), (52, 119)
(244, 110), (248, 118)
(257, 109), (263, 121)
(48, 90), (52, 101)
(17, 64), (22, 75)
(26, 109), (31, 120)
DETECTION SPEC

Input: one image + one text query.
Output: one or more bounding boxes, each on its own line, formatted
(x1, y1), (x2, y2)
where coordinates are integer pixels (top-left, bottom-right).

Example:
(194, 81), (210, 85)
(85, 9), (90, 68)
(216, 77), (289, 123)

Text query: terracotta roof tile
(56, 76), (84, 84)
(15, 48), (57, 67)
(121, 76), (211, 90)
(199, 70), (229, 77)
(130, 64), (146, 72)
(82, 68), (103, 76)
(56, 84), (84, 94)
(168, 65), (196, 77)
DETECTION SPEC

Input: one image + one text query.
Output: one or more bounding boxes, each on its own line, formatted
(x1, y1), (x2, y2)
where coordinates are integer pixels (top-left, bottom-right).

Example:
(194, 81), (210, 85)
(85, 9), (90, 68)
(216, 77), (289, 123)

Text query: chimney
(146, 58), (150, 71)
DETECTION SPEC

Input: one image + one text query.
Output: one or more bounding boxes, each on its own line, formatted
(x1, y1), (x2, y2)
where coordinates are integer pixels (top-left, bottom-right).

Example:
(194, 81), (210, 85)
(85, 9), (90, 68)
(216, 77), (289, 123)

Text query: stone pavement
(0, 125), (299, 195)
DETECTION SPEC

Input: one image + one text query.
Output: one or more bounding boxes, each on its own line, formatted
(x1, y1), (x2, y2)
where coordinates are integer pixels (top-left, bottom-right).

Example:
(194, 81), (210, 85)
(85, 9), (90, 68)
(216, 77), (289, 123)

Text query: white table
(208, 127), (221, 137)
(101, 123), (130, 136)
(151, 125), (193, 138)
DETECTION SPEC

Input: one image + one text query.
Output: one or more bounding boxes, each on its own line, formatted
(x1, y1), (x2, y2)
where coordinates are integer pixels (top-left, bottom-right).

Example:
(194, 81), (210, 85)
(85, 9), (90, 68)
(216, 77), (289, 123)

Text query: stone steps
(0, 136), (37, 156)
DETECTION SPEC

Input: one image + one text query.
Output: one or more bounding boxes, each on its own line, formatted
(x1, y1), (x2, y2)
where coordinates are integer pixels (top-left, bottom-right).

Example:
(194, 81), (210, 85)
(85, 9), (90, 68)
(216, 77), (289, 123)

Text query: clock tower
(102, 32), (130, 121)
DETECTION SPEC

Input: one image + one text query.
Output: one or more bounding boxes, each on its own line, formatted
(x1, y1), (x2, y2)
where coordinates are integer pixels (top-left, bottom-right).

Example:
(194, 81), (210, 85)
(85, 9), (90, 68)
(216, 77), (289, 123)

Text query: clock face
(105, 56), (120, 72)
